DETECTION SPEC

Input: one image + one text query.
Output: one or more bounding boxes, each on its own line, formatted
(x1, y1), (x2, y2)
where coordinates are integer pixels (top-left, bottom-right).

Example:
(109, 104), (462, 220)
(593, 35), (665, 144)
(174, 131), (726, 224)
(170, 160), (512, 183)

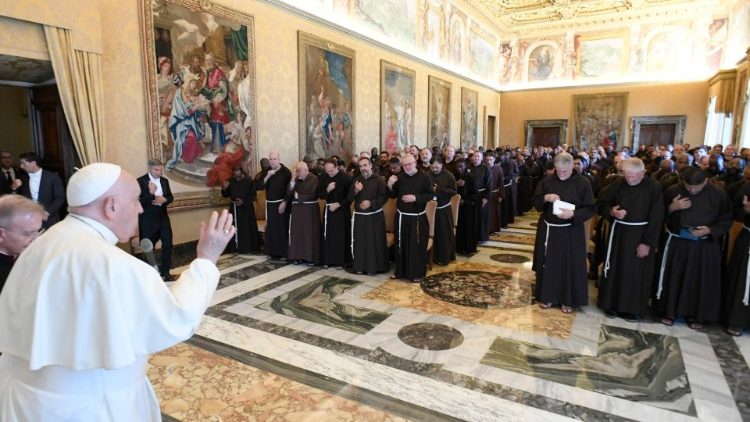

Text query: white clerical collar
(68, 214), (119, 244)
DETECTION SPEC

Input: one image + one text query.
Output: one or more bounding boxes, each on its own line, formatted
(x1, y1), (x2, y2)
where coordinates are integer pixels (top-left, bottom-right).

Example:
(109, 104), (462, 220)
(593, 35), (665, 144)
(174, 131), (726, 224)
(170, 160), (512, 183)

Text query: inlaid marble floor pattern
(150, 213), (750, 421)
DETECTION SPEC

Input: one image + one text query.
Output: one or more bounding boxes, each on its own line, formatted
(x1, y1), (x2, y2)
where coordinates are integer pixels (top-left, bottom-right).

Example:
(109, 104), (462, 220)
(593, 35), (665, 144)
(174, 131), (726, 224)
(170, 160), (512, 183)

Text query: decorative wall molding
(524, 119), (568, 148)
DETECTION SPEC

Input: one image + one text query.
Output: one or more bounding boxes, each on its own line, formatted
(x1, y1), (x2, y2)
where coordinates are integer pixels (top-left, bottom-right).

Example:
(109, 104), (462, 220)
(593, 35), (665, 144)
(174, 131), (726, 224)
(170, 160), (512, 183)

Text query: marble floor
(150, 212), (750, 421)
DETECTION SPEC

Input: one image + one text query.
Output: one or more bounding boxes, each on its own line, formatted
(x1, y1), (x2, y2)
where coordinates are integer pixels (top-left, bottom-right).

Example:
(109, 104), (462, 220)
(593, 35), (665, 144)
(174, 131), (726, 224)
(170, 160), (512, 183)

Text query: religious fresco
(428, 76), (452, 149)
(420, 0), (445, 60)
(469, 23), (497, 80)
(572, 92), (628, 151)
(380, 60), (416, 154)
(575, 33), (627, 79)
(526, 43), (558, 82)
(353, 0), (416, 47)
(139, 0), (257, 210)
(460, 87), (478, 150)
(298, 32), (355, 161)
(448, 7), (468, 67)
(644, 28), (690, 74)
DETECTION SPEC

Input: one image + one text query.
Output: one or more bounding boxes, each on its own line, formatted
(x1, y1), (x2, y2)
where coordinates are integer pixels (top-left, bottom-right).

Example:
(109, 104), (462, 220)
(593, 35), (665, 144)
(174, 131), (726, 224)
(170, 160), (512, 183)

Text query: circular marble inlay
(489, 253), (531, 264)
(421, 271), (533, 309)
(397, 323), (464, 351)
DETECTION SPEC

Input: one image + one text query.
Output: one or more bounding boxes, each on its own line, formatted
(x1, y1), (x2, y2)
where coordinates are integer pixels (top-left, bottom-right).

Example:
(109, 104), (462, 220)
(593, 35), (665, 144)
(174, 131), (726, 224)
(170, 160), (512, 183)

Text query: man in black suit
(18, 152), (64, 229)
(1, 151), (28, 195)
(138, 159), (174, 280)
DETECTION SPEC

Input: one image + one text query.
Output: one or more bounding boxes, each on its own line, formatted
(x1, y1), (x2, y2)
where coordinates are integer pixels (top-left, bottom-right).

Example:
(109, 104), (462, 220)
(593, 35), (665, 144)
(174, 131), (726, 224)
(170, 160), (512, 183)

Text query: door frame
(524, 119), (568, 148)
(630, 115), (687, 150)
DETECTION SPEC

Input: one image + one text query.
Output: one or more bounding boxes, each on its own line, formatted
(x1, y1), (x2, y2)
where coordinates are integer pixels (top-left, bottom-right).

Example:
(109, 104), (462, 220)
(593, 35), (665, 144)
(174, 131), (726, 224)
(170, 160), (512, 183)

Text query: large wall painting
(139, 0), (257, 210)
(428, 76), (451, 148)
(420, 0), (445, 60)
(460, 87), (478, 150)
(573, 92), (628, 151)
(354, 0), (416, 47)
(644, 28), (690, 74)
(448, 8), (467, 67)
(470, 23), (496, 80)
(298, 32), (355, 160)
(526, 42), (560, 82)
(380, 60), (416, 154)
(574, 32), (628, 79)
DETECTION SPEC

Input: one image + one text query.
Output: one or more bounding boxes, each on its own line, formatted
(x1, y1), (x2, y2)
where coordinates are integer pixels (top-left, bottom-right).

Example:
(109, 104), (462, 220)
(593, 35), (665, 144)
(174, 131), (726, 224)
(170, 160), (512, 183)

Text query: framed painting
(380, 60), (416, 155)
(460, 87), (478, 150)
(138, 0), (257, 210)
(298, 32), (355, 160)
(574, 31), (628, 79)
(572, 92), (628, 151)
(428, 76), (451, 148)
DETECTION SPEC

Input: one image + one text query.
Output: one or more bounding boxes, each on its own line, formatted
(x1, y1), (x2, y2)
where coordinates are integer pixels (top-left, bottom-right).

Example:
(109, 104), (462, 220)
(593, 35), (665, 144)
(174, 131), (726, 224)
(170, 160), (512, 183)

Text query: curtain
(44, 25), (104, 165)
(708, 70), (737, 114)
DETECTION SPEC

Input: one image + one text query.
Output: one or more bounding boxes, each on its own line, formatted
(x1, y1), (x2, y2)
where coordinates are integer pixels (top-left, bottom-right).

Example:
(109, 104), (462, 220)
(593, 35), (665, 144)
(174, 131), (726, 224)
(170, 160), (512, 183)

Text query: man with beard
(349, 157), (389, 274)
(428, 157), (456, 265)
(221, 164), (259, 253)
(286, 162), (320, 265)
(260, 150), (292, 259)
(596, 158), (664, 321)
(533, 153), (595, 314)
(387, 154), (434, 282)
(419, 148), (432, 173)
(657, 167), (732, 329)
(469, 151), (492, 243)
(486, 153), (505, 235)
(318, 159), (352, 269)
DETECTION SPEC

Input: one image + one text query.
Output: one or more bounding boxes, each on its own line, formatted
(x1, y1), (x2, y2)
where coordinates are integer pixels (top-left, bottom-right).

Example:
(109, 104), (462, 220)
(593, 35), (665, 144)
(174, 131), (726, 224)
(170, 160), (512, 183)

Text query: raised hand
(196, 210), (235, 263)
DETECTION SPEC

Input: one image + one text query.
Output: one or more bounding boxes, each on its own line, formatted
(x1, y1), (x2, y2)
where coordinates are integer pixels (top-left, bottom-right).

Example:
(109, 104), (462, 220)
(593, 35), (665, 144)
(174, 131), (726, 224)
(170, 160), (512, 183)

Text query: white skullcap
(67, 163), (122, 207)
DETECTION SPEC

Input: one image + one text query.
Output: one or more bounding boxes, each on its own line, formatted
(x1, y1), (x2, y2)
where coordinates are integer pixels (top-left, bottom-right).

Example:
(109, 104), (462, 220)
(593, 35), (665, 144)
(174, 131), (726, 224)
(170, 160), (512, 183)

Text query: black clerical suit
(138, 174), (174, 278)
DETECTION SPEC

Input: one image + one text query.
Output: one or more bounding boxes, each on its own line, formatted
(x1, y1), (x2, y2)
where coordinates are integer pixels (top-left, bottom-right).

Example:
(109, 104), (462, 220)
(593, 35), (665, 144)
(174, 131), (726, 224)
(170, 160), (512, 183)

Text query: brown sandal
(561, 306), (574, 314)
(688, 321), (703, 330)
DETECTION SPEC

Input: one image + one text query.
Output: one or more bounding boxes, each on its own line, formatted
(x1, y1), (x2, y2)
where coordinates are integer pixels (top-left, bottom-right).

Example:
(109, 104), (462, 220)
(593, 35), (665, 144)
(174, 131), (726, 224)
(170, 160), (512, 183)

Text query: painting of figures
(354, 0), (416, 47)
(298, 32), (355, 160)
(139, 0), (257, 210)
(428, 76), (451, 148)
(381, 61), (416, 155)
(470, 24), (496, 80)
(460, 87), (478, 150)
(575, 33), (627, 79)
(528, 44), (556, 81)
(420, 0), (445, 60)
(573, 93), (628, 151)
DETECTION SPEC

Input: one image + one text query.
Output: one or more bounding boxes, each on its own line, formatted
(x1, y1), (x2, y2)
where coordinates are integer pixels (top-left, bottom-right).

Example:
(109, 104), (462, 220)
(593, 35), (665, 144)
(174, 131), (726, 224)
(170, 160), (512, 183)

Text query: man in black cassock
(485, 153), (505, 235)
(596, 158), (663, 321)
(260, 150), (292, 259)
(442, 145), (458, 178)
(388, 154), (434, 282)
(469, 151), (492, 243)
(532, 152), (595, 314)
(725, 182), (750, 336)
(656, 166), (732, 329)
(222, 165), (259, 253)
(318, 159), (351, 269)
(429, 157), (456, 265)
(286, 162), (320, 265)
(455, 159), (477, 255)
(349, 157), (389, 274)
(500, 153), (518, 228)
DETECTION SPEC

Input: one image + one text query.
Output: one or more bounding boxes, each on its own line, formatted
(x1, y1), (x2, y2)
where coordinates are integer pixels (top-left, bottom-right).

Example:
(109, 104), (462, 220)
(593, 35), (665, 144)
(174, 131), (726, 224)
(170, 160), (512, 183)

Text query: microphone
(139, 238), (159, 271)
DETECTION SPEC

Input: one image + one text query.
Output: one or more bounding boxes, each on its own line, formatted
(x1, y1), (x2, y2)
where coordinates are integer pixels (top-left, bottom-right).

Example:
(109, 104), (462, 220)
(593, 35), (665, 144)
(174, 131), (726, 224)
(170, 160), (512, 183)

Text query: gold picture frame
(380, 60), (416, 155)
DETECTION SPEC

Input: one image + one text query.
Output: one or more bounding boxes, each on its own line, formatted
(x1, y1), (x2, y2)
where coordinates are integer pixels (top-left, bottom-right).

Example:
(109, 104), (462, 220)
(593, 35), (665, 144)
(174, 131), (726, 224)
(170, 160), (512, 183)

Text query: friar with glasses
(286, 161), (320, 265)
(0, 195), (46, 292)
(428, 157), (457, 265)
(349, 156), (389, 274)
(725, 181), (750, 337)
(317, 158), (352, 269)
(387, 154), (434, 282)
(656, 166), (732, 330)
(532, 152), (595, 314)
(260, 150), (292, 259)
(596, 158), (664, 322)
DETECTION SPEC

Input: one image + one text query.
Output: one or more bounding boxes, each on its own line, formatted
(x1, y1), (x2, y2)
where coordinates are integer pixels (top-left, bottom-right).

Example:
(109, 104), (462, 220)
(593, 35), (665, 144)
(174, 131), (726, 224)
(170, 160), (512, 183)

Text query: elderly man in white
(0, 162), (234, 421)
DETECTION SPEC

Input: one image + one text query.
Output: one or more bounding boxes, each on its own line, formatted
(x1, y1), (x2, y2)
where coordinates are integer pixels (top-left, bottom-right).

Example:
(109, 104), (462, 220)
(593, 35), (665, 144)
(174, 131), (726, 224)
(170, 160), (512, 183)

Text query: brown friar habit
(656, 182), (732, 323)
(261, 164), (292, 258)
(349, 174), (389, 274)
(429, 169), (457, 264)
(726, 182), (750, 330)
(596, 176), (664, 317)
(455, 167), (478, 254)
(469, 163), (493, 242)
(318, 170), (352, 267)
(532, 172), (595, 307)
(500, 159), (518, 227)
(221, 175), (259, 253)
(287, 173), (321, 263)
(488, 164), (505, 233)
(390, 170), (434, 280)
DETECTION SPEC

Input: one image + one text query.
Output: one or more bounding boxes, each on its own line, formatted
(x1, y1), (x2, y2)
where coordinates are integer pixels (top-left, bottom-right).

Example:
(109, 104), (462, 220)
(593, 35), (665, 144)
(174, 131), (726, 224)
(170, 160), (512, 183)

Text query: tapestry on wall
(460, 87), (478, 151)
(428, 76), (451, 149)
(380, 60), (415, 155)
(572, 92), (628, 151)
(298, 32), (355, 161)
(138, 0), (257, 210)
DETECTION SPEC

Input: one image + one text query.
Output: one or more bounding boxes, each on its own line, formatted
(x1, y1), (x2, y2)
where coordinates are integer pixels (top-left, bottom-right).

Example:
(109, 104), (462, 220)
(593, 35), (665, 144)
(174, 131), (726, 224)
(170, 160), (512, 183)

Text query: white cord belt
(543, 219), (572, 265)
(656, 229), (679, 299)
(350, 207), (383, 259)
(603, 219), (649, 278)
(504, 182), (512, 187)
(288, 201), (318, 245)
(491, 189), (500, 193)
(265, 198), (284, 225)
(477, 188), (486, 192)
(437, 202), (452, 209)
(398, 209), (426, 250)
(743, 225), (750, 306)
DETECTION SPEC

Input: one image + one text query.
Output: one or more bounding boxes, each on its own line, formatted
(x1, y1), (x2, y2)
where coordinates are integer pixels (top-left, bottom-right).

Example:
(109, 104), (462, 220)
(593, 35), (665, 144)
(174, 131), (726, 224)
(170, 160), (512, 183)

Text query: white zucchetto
(66, 163), (122, 207)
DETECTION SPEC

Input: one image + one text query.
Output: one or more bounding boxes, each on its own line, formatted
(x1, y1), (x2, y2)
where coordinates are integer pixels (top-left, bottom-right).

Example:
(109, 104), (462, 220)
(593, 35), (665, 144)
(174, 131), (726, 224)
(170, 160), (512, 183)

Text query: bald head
(268, 150), (280, 170)
(0, 195), (46, 256)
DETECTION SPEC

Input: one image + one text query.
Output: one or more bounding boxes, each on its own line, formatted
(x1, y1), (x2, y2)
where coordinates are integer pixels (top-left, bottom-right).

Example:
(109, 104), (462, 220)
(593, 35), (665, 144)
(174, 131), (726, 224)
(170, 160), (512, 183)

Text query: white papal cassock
(0, 214), (220, 421)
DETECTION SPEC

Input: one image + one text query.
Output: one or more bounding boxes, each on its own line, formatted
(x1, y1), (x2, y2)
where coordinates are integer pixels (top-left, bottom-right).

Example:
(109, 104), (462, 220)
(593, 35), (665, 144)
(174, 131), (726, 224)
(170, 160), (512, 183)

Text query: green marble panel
(480, 325), (695, 415)
(256, 276), (391, 334)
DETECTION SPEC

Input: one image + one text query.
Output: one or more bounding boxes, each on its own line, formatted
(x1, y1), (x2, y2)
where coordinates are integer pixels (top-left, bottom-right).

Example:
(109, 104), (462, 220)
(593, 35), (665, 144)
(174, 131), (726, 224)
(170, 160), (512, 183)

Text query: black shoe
(621, 313), (641, 322)
(603, 309), (617, 319)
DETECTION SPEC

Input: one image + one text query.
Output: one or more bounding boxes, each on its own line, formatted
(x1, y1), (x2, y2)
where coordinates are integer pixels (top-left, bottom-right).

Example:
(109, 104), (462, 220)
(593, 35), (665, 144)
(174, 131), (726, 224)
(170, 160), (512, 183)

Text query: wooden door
(532, 127), (560, 148)
(639, 124), (675, 147)
(486, 115), (496, 149)
(30, 85), (77, 181)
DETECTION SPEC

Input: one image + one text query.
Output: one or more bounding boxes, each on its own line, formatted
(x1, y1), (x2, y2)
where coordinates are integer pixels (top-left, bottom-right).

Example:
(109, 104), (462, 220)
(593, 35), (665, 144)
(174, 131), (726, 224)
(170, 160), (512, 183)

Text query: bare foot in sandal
(726, 327), (742, 337)
(539, 302), (553, 309)
(561, 305), (574, 314)
(660, 317), (674, 326)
